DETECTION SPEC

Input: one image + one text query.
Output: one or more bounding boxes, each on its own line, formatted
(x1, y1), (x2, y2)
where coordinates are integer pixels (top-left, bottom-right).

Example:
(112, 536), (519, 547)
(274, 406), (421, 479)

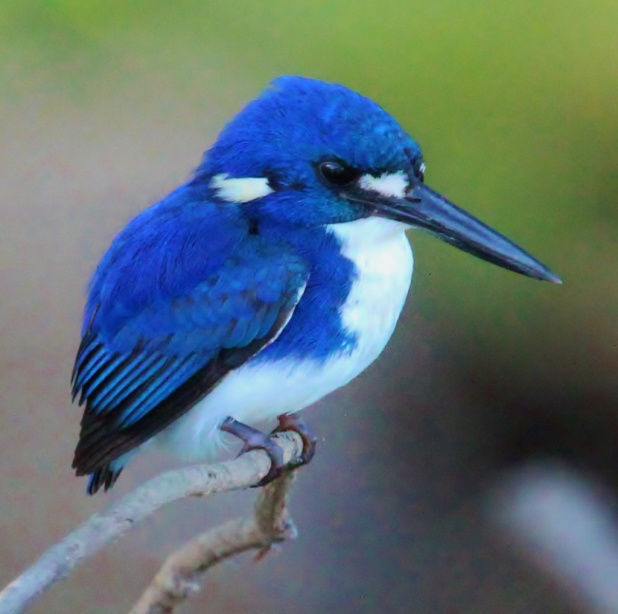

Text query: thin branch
(0, 431), (303, 614)
(129, 470), (298, 614)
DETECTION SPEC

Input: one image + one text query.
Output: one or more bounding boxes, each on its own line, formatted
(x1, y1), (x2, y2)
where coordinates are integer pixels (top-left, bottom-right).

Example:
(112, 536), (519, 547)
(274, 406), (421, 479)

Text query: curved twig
(0, 431), (303, 614)
(129, 470), (297, 614)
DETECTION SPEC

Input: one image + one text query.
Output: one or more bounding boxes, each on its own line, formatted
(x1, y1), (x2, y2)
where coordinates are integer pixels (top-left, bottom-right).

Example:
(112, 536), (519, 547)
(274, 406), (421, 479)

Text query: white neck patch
(358, 171), (409, 199)
(210, 173), (274, 203)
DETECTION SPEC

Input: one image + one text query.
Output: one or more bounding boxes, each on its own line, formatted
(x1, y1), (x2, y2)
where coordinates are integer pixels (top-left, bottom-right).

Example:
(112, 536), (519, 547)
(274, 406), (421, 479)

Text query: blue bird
(72, 76), (560, 494)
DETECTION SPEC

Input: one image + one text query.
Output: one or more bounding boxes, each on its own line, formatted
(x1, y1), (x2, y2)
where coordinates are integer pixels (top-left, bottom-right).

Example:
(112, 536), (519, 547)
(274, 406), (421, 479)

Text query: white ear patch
(359, 171), (409, 199)
(210, 173), (274, 203)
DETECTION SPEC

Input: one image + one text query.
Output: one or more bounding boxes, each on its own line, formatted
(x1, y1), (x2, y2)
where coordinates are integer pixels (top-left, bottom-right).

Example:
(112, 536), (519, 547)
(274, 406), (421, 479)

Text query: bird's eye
(317, 160), (360, 187)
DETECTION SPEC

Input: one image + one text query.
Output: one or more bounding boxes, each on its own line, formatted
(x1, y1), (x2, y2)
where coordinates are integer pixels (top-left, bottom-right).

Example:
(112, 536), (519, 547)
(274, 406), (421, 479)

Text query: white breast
(329, 217), (414, 377)
(155, 218), (413, 461)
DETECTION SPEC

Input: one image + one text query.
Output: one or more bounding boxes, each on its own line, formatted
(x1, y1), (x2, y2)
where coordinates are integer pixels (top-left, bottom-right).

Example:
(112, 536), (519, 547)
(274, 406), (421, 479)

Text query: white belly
(156, 218), (413, 461)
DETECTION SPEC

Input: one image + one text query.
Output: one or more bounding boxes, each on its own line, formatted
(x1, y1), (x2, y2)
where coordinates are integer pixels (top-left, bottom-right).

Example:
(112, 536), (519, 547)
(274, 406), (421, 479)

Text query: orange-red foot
(220, 414), (317, 487)
(272, 413), (317, 468)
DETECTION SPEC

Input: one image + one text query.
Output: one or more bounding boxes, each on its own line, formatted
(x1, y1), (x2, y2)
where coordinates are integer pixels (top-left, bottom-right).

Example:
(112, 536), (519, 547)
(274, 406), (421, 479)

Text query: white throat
(326, 215), (413, 374)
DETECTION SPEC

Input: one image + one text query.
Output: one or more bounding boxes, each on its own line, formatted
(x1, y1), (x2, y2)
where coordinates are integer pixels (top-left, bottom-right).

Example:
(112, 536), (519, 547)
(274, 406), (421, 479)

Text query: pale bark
(0, 432), (303, 614)
(130, 471), (297, 614)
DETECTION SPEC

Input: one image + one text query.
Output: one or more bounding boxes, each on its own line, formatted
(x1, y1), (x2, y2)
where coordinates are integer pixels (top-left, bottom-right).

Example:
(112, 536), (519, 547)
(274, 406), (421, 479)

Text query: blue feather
(89, 353), (164, 411)
(114, 358), (181, 426)
(82, 356), (125, 396)
(73, 202), (309, 439)
(74, 351), (107, 393)
(118, 356), (207, 426)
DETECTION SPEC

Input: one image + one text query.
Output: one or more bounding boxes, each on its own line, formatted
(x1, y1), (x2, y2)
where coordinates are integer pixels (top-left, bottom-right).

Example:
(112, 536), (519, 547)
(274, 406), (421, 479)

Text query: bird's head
(196, 76), (560, 282)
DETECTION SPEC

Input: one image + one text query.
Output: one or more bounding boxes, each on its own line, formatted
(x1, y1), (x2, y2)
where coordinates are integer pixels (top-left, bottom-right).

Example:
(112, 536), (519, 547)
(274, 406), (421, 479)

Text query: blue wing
(71, 186), (308, 487)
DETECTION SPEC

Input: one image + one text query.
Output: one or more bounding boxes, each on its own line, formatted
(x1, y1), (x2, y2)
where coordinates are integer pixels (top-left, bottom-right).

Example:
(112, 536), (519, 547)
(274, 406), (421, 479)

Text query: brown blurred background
(1, 1), (617, 612)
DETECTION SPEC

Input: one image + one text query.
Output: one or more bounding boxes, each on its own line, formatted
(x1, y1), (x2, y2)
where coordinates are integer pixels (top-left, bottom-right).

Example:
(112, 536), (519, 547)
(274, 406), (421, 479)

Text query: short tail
(86, 463), (124, 495)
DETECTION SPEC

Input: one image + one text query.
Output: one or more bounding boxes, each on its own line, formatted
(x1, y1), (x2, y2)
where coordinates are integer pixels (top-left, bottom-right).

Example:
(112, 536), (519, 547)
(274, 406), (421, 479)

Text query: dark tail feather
(86, 464), (124, 495)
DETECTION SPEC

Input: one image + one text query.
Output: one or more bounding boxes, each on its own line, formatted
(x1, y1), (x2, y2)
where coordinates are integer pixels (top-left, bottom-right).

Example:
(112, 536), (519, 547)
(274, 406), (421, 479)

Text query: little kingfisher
(71, 76), (561, 494)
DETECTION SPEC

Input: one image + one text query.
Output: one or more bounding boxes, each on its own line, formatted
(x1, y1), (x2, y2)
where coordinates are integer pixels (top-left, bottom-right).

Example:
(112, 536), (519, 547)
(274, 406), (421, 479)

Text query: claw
(220, 414), (317, 487)
(221, 417), (284, 486)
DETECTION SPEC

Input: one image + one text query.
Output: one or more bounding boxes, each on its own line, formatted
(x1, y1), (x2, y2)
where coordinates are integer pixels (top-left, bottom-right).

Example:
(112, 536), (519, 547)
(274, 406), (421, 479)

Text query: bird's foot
(272, 413), (317, 469)
(220, 414), (317, 487)
(221, 417), (284, 486)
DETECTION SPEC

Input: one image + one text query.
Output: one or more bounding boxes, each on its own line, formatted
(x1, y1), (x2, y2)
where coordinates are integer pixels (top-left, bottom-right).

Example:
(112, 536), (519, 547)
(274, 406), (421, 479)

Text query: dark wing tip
(86, 464), (124, 495)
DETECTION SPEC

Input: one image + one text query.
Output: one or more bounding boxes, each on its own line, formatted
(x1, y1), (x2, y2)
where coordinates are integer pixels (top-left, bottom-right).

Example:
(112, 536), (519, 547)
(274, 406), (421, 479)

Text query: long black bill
(359, 183), (561, 283)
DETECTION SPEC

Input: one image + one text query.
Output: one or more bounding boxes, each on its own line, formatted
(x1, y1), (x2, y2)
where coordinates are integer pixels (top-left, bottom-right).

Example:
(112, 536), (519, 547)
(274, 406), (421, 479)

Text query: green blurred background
(1, 1), (616, 612)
